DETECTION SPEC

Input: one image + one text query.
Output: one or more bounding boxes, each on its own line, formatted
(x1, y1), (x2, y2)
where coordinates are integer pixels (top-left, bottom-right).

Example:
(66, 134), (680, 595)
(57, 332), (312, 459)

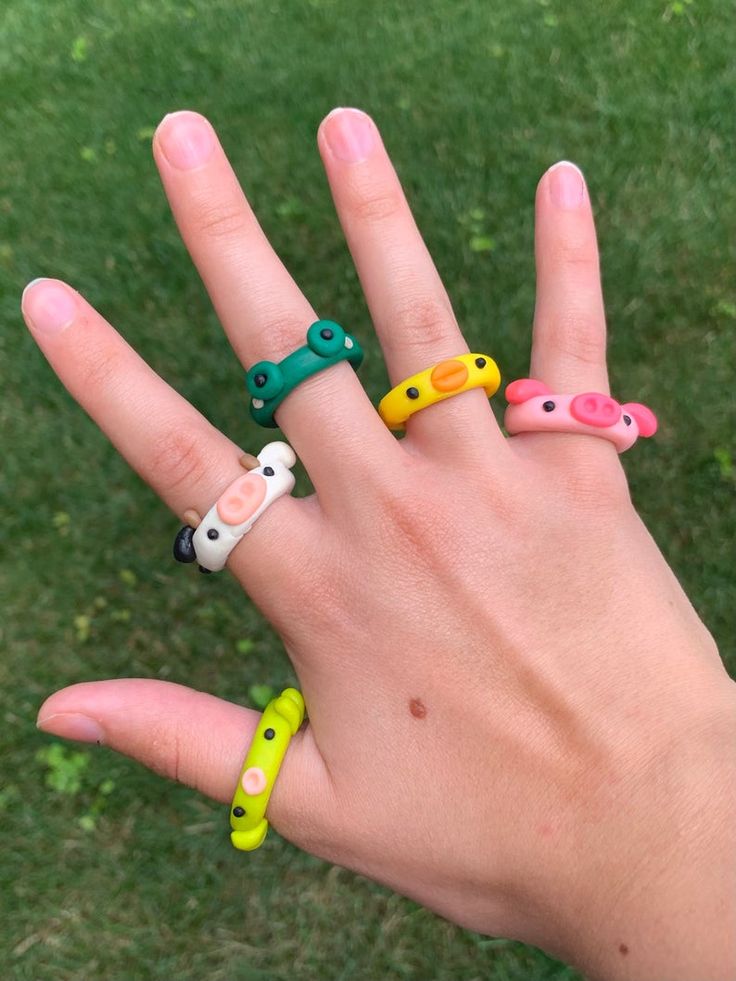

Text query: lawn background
(1, 0), (734, 978)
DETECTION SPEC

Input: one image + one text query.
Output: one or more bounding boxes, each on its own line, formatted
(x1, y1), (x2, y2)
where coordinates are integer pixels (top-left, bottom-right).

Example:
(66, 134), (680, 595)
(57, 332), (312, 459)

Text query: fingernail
(322, 107), (376, 163)
(547, 161), (586, 209)
(37, 712), (104, 744)
(156, 110), (216, 170)
(22, 279), (77, 334)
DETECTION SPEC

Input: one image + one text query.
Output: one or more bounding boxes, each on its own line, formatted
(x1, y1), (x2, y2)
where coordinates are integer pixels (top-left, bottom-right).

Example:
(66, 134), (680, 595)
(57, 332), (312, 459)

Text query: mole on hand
(409, 698), (427, 719)
(618, 943), (629, 956)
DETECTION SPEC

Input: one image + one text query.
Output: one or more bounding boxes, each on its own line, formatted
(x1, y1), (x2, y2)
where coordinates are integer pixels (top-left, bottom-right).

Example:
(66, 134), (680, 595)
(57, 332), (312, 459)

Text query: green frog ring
(245, 320), (364, 428)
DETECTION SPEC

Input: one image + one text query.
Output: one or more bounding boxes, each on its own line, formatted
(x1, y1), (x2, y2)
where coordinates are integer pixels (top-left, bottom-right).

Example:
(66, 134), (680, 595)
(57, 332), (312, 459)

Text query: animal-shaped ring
(246, 320), (364, 428)
(173, 441), (297, 573)
(504, 379), (657, 452)
(378, 353), (501, 430)
(230, 687), (305, 851)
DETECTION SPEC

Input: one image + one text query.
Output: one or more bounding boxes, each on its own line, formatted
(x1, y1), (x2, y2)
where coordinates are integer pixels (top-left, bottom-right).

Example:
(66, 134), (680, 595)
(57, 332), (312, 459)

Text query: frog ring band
(230, 687), (305, 851)
(246, 320), (364, 428)
(378, 353), (501, 430)
(172, 441), (297, 573)
(504, 379), (658, 453)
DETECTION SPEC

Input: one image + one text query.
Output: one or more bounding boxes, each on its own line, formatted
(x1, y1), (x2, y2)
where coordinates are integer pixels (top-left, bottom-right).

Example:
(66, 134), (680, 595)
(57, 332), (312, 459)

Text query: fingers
(20, 278), (315, 601)
(531, 161), (609, 394)
(153, 111), (396, 491)
(318, 108), (504, 456)
(36, 679), (336, 853)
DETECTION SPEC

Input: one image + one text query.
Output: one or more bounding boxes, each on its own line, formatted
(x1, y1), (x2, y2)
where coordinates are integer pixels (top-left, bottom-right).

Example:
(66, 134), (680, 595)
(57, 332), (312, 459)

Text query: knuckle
(543, 309), (606, 369)
(148, 425), (215, 494)
(553, 235), (600, 272)
(193, 198), (253, 241)
(392, 294), (456, 354)
(251, 311), (308, 361)
(77, 343), (129, 395)
(147, 720), (183, 785)
(368, 470), (447, 560)
(559, 453), (632, 514)
(349, 185), (404, 225)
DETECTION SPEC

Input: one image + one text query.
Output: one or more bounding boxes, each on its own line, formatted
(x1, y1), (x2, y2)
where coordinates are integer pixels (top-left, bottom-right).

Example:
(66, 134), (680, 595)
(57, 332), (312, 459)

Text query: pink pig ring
(504, 379), (657, 453)
(172, 441), (297, 573)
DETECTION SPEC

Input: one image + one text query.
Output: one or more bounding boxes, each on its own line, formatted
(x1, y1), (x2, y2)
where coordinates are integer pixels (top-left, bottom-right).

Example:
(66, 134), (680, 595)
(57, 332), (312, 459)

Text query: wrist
(560, 686), (736, 980)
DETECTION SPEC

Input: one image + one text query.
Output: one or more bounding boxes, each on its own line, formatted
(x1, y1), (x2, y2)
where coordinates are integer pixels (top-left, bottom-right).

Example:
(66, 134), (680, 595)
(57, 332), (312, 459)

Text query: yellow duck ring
(378, 353), (501, 430)
(230, 687), (305, 851)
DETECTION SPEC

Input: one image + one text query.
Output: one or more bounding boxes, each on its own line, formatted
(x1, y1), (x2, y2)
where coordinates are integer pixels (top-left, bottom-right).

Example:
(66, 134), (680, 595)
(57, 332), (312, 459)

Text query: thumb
(36, 679), (335, 852)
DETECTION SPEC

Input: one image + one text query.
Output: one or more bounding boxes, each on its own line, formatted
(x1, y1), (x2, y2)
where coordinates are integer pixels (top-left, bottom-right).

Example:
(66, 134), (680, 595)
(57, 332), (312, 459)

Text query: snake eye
(307, 320), (346, 356)
(246, 361), (283, 401)
(542, 400), (556, 412)
(623, 414), (632, 426)
(406, 387), (420, 400)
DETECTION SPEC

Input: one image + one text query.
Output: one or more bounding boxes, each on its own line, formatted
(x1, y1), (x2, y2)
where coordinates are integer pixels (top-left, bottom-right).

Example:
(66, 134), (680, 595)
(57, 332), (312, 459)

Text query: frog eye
(246, 361), (284, 401)
(307, 320), (346, 356)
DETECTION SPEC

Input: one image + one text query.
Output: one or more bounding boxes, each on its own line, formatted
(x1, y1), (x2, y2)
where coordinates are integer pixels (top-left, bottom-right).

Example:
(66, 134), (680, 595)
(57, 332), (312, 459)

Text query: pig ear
(505, 378), (552, 404)
(622, 403), (658, 437)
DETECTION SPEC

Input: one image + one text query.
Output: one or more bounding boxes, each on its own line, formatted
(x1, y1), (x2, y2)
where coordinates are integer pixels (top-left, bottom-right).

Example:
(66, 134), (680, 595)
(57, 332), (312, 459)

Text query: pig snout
(569, 392), (621, 428)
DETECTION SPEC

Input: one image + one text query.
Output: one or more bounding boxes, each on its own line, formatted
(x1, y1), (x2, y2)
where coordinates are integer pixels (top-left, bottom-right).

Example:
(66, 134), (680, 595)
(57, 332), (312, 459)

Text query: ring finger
(318, 108), (506, 457)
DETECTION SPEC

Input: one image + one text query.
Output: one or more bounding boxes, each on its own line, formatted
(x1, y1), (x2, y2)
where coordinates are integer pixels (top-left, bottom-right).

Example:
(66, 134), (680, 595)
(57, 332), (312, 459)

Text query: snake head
(272, 687), (306, 734)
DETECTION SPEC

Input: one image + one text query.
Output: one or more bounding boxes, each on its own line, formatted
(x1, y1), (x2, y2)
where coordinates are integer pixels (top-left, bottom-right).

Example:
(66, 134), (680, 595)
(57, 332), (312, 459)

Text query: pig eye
(542, 400), (556, 412)
(623, 414), (632, 426)
(263, 466), (275, 476)
(406, 387), (420, 400)
(264, 728), (275, 740)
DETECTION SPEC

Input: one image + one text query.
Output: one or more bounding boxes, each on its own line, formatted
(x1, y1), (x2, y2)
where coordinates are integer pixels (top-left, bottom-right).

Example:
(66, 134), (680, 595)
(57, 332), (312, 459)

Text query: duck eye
(475, 357), (486, 368)
(623, 414), (632, 426)
(406, 387), (420, 400)
(542, 400), (556, 412)
(264, 728), (275, 740)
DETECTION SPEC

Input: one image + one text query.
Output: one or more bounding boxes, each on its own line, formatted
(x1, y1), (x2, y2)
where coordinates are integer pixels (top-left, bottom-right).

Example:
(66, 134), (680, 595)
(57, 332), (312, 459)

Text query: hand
(24, 108), (736, 980)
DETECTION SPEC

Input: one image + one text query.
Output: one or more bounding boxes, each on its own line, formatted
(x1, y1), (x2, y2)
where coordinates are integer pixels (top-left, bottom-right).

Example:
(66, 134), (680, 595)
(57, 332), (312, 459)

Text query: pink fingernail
(21, 279), (77, 334)
(547, 161), (586, 209)
(37, 712), (104, 744)
(322, 107), (376, 163)
(156, 110), (216, 170)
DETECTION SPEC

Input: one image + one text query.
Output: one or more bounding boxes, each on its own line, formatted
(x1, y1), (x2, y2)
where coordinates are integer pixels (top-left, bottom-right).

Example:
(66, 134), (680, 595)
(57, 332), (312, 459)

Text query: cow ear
(622, 402), (658, 437)
(505, 378), (551, 404)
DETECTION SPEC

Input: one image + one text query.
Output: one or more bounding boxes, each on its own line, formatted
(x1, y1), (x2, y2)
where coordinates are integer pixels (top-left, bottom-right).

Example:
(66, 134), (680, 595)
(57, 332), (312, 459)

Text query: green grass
(2, 0), (734, 977)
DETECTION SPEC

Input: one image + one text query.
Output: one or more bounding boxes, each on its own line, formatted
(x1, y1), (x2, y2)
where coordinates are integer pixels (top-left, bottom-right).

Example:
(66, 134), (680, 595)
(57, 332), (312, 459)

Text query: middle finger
(153, 111), (397, 500)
